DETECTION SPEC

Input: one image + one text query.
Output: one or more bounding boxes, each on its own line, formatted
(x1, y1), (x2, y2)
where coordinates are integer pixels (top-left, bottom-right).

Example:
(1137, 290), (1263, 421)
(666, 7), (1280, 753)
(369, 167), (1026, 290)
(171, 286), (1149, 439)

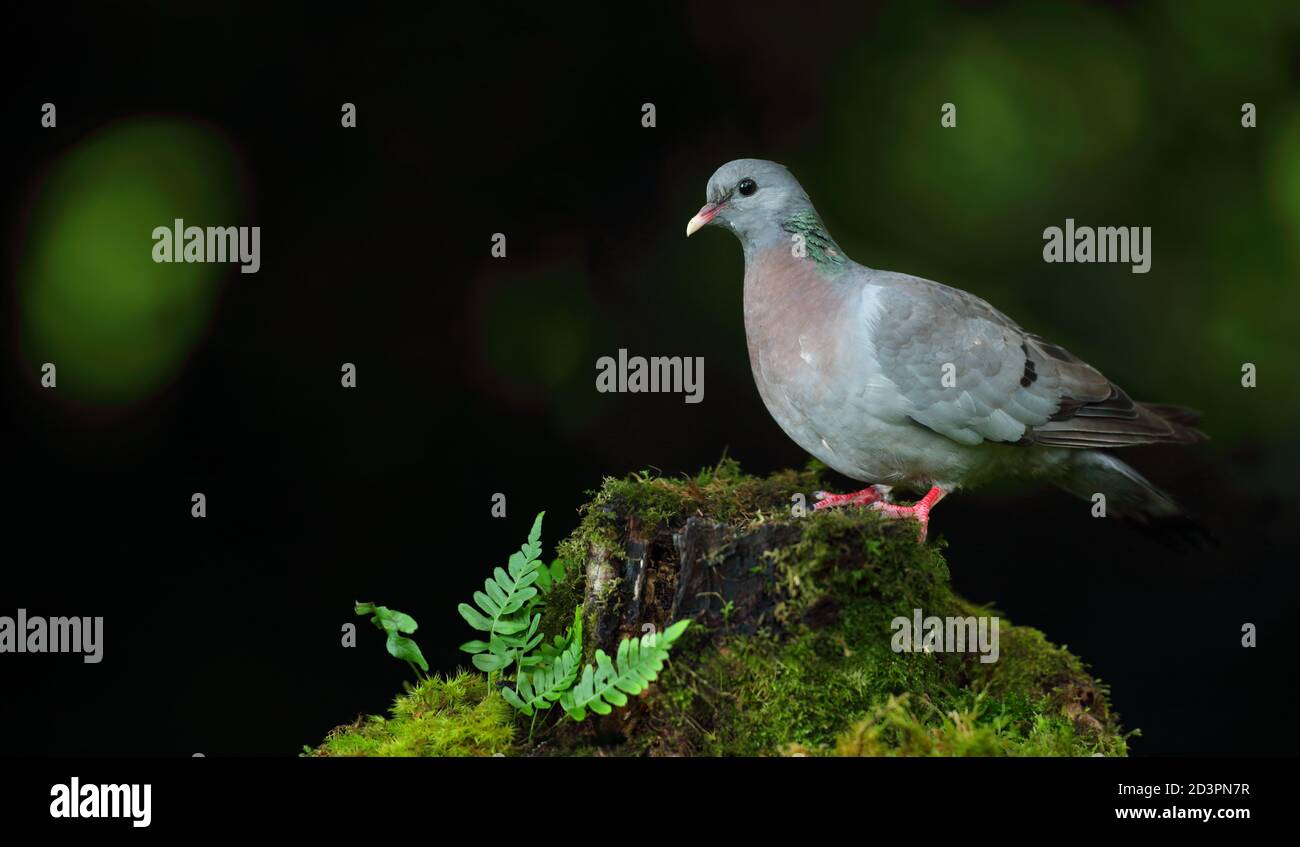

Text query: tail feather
(1054, 450), (1180, 521)
(1053, 450), (1215, 549)
(1142, 402), (1202, 428)
(1031, 396), (1207, 448)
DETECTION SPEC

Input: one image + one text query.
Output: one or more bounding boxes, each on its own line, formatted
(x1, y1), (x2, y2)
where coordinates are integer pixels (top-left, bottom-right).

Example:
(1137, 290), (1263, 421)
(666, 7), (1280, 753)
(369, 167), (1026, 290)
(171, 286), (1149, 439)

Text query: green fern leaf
(537, 557), (570, 594)
(533, 605), (582, 670)
(504, 641), (581, 716)
(458, 513), (548, 676)
(457, 604), (494, 633)
(354, 602), (429, 674)
(483, 613), (543, 671)
(526, 511), (544, 549)
(558, 619), (690, 721)
(472, 652), (512, 673)
(502, 606), (585, 715)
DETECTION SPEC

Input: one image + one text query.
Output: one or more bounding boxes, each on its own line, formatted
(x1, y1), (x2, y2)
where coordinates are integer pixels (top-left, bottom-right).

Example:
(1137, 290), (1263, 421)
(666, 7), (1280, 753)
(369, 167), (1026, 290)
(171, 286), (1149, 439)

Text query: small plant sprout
(720, 600), (736, 624)
(355, 602), (429, 678)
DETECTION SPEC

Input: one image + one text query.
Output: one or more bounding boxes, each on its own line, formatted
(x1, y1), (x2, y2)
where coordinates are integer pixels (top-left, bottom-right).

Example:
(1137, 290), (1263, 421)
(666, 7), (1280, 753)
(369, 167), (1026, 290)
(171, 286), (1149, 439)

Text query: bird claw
(865, 486), (947, 543)
(812, 485), (889, 510)
(813, 485), (942, 542)
(868, 501), (931, 542)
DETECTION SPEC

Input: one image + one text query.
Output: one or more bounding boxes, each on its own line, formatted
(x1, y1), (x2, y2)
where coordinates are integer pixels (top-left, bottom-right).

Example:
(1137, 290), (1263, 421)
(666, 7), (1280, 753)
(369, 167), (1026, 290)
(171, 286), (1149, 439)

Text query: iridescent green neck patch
(781, 210), (847, 268)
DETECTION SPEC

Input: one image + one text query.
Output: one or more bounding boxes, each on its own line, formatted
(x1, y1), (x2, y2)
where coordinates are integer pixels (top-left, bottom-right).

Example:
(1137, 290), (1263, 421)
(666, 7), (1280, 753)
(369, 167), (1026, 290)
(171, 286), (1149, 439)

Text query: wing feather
(868, 273), (1204, 449)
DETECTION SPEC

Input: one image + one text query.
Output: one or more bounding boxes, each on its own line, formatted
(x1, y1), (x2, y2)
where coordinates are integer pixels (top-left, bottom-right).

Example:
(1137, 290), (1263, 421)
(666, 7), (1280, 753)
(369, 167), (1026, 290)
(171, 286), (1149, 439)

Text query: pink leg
(813, 485), (889, 510)
(869, 486), (947, 542)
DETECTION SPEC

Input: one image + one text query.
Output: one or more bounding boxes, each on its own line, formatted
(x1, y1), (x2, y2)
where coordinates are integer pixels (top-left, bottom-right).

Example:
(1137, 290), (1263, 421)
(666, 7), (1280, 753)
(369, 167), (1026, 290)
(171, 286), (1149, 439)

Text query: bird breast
(742, 249), (888, 470)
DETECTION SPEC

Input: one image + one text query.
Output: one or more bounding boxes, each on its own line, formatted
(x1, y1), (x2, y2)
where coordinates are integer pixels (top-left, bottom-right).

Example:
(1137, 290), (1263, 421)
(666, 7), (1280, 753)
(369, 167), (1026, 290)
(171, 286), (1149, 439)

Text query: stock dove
(687, 159), (1204, 541)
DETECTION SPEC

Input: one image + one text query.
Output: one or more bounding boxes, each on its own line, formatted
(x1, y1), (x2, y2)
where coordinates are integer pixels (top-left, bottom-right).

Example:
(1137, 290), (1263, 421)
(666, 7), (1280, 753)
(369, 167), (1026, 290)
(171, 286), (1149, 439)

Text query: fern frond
(532, 605), (582, 672)
(354, 602), (429, 674)
(459, 512), (547, 674)
(558, 619), (690, 721)
(502, 606), (585, 715)
(501, 639), (581, 715)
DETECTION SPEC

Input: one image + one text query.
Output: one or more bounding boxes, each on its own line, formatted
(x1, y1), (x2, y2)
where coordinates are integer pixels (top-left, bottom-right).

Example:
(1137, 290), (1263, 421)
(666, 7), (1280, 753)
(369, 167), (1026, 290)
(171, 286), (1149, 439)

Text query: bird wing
(867, 272), (1202, 448)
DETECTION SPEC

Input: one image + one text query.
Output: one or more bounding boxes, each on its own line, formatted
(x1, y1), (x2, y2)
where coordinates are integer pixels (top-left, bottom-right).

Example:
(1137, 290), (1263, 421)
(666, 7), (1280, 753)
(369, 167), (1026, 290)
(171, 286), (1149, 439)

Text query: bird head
(685, 159), (812, 243)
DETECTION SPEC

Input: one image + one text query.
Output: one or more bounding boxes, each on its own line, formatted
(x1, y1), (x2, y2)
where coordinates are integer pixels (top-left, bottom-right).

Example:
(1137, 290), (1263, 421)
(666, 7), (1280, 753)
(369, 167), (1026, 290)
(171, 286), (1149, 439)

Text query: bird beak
(686, 202), (724, 237)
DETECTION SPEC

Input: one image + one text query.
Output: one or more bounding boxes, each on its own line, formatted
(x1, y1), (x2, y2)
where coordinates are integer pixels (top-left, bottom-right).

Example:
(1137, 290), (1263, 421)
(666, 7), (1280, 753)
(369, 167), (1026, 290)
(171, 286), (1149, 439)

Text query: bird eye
(737, 178), (757, 197)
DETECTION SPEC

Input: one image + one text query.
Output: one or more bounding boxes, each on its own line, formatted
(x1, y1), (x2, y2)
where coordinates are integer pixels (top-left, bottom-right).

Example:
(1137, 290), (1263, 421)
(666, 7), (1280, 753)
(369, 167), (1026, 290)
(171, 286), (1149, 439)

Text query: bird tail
(1054, 450), (1180, 522)
(1053, 450), (1215, 548)
(1141, 402), (1204, 430)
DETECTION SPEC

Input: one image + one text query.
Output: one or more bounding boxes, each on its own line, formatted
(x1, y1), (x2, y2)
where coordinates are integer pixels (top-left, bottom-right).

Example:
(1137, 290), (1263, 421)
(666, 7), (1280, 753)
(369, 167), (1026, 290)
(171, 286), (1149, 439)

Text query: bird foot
(867, 486), (947, 543)
(813, 485), (891, 510)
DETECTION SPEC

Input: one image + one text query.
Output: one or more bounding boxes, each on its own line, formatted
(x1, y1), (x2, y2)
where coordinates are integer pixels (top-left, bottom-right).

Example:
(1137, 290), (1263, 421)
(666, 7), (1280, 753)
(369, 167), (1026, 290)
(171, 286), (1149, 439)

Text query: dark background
(3, 1), (1298, 756)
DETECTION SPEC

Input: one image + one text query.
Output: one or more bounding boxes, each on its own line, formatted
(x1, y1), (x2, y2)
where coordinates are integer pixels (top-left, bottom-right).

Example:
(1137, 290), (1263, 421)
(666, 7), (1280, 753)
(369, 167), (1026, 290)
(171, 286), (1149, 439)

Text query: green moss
(308, 671), (515, 757)
(806, 692), (1117, 757)
(567, 462), (1127, 757)
(563, 458), (825, 559)
(312, 461), (1129, 757)
(536, 565), (584, 650)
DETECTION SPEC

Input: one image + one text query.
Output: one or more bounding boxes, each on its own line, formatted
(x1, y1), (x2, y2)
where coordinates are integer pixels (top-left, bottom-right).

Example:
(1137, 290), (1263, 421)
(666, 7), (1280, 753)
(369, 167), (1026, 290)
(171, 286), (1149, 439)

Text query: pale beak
(686, 202), (724, 237)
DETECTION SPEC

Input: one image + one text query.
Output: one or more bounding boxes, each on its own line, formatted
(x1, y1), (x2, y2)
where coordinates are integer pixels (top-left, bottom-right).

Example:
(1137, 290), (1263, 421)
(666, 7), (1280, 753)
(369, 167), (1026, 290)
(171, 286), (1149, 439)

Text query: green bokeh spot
(18, 118), (242, 403)
(483, 267), (595, 392)
(481, 265), (606, 434)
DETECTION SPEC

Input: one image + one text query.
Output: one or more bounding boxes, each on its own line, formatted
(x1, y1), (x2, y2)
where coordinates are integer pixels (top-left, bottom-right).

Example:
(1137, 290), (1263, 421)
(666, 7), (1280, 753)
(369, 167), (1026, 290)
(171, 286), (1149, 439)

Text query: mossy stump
(310, 461), (1129, 757)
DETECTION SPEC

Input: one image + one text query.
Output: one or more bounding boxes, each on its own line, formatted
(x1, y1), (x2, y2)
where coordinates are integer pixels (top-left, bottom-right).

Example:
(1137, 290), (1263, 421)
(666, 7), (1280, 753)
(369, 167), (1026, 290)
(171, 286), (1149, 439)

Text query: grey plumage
(869, 272), (1203, 450)
(687, 158), (1203, 529)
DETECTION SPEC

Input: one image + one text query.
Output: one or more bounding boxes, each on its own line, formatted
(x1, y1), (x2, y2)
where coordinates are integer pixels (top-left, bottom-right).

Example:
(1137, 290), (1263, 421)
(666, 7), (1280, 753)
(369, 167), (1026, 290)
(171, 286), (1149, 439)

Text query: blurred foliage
(17, 119), (241, 404)
(477, 260), (611, 435)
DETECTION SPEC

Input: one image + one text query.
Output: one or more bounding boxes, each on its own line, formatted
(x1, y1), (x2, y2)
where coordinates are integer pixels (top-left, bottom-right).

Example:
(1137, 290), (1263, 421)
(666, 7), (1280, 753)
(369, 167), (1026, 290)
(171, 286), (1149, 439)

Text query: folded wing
(869, 274), (1205, 449)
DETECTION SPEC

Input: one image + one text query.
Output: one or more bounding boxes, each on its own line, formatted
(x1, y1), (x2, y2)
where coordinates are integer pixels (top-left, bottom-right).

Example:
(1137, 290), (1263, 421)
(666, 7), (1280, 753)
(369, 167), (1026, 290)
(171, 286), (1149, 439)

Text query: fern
(558, 619), (691, 721)
(458, 512), (547, 674)
(501, 608), (583, 716)
(535, 556), (570, 594)
(355, 602), (428, 675)
(457, 512), (691, 724)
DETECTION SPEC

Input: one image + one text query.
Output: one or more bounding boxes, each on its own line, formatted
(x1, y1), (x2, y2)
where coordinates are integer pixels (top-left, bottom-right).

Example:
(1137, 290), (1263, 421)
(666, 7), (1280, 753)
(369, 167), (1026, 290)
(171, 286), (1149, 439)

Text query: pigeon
(686, 158), (1205, 541)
